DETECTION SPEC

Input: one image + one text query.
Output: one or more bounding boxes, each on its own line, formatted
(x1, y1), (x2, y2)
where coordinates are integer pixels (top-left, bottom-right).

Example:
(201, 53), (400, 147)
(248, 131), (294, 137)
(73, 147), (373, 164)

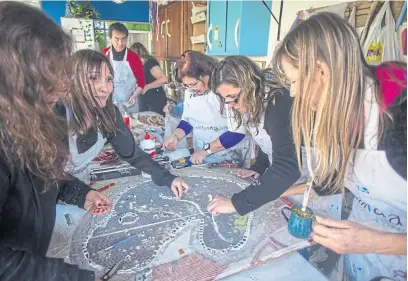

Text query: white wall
(263, 0), (348, 66)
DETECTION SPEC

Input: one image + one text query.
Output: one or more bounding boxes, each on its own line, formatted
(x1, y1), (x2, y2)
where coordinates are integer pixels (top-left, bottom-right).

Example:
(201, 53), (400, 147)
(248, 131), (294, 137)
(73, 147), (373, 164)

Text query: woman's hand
(163, 135), (178, 151)
(163, 103), (174, 115)
(207, 196), (237, 216)
(190, 150), (208, 165)
(142, 85), (150, 95)
(84, 190), (112, 215)
(128, 94), (138, 105)
(237, 169), (260, 179)
(312, 216), (386, 254)
(170, 177), (189, 199)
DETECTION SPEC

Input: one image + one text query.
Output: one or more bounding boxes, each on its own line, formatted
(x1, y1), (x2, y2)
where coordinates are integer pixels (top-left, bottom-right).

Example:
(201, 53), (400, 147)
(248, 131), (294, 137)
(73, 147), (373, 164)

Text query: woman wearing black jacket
(207, 56), (301, 216)
(59, 49), (188, 200)
(0, 3), (103, 281)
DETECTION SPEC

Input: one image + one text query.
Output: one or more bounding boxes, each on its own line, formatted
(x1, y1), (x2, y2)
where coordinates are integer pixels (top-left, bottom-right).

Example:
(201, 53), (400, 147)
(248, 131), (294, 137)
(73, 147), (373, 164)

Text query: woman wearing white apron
(273, 12), (406, 281)
(163, 51), (253, 168)
(208, 56), (308, 216)
(61, 50), (189, 199)
(101, 22), (146, 114)
(64, 107), (106, 182)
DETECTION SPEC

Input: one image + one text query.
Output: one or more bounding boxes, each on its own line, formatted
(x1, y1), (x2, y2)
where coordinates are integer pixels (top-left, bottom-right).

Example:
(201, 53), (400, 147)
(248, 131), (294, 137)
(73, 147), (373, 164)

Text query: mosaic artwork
(69, 167), (313, 281)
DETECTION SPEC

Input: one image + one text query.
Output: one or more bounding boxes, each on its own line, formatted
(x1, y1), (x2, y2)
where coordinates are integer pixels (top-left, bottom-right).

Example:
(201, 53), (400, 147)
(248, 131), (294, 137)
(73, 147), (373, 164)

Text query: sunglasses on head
(217, 92), (241, 105)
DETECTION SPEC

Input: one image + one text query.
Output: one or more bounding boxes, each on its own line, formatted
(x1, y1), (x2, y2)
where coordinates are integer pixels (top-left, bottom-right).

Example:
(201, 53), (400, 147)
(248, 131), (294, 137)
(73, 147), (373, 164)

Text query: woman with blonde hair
(273, 12), (406, 281)
(130, 42), (168, 115)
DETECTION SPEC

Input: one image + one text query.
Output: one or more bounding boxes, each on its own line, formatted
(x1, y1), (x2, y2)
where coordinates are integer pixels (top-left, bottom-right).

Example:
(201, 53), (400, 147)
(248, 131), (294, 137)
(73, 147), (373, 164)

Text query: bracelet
(172, 133), (180, 141)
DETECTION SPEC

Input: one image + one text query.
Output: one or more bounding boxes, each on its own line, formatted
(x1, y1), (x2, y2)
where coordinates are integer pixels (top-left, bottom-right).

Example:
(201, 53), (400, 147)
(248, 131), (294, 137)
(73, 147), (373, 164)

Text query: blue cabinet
(206, 0), (272, 56)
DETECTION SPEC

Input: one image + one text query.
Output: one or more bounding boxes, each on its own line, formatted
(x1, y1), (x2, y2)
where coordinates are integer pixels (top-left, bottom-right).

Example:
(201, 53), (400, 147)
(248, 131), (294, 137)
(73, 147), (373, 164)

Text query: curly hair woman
(0, 2), (106, 281)
(207, 56), (304, 216)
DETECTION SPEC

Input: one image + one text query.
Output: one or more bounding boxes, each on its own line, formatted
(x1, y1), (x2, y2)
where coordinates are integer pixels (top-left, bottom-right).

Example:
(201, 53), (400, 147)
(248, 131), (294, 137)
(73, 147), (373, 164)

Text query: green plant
(69, 0), (100, 19)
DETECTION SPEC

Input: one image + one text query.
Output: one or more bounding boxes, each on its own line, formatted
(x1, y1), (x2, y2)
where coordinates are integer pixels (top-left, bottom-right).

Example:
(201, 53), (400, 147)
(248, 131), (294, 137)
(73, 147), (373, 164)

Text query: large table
(48, 166), (341, 281)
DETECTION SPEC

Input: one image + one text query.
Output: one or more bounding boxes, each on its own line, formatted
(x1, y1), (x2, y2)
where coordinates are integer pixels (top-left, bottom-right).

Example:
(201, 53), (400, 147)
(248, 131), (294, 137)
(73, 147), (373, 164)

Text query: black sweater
(231, 90), (301, 215)
(232, 85), (407, 216)
(0, 103), (177, 281)
(0, 156), (95, 281)
(54, 101), (176, 188)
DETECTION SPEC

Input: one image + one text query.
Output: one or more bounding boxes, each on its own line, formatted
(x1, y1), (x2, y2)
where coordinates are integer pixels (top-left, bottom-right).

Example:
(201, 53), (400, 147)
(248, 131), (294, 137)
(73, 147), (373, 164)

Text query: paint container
(281, 204), (314, 239)
(123, 112), (130, 128)
(140, 132), (156, 158)
(170, 156), (192, 169)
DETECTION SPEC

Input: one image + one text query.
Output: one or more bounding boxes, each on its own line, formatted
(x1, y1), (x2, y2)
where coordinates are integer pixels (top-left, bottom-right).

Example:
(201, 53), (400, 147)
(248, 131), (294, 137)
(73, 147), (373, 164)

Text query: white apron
(182, 90), (252, 168)
(246, 114), (273, 164)
(226, 108), (266, 168)
(343, 86), (407, 281)
(65, 108), (107, 181)
(227, 107), (316, 184)
(107, 47), (138, 113)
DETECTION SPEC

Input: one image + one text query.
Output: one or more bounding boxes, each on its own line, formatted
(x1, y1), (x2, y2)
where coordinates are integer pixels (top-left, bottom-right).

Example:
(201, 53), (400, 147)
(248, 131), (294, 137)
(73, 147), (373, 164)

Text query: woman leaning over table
(272, 12), (407, 281)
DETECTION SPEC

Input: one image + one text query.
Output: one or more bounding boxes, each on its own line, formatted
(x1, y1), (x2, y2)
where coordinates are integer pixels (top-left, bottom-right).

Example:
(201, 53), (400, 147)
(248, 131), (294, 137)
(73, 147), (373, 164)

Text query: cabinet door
(238, 0), (272, 56)
(166, 1), (184, 58)
(207, 0), (227, 55)
(225, 0), (242, 55)
(153, 7), (167, 60)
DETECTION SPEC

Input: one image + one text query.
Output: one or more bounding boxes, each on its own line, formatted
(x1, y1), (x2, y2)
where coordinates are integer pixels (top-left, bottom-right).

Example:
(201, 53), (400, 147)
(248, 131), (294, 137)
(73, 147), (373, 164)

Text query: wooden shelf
(153, 1), (207, 60)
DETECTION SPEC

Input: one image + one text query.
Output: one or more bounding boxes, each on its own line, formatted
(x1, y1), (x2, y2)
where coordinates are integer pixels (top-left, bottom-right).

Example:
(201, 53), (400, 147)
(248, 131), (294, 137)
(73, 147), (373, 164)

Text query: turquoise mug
(281, 204), (314, 239)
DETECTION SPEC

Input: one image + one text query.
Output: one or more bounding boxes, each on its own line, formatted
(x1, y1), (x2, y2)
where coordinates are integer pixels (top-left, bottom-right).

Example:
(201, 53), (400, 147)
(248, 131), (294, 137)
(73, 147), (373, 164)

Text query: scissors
(101, 259), (124, 281)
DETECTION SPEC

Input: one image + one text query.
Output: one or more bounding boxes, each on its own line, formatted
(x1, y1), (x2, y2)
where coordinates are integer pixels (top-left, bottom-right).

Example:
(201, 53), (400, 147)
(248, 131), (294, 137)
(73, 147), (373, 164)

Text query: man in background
(102, 22), (145, 112)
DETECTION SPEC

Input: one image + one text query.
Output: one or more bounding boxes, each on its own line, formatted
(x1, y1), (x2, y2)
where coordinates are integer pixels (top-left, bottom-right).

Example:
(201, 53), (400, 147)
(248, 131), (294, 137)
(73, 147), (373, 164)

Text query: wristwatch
(204, 143), (212, 155)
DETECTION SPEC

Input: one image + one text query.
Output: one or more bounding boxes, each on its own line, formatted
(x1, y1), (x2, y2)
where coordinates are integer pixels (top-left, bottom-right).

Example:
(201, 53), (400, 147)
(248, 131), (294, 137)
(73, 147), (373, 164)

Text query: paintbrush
(97, 183), (115, 192)
(96, 234), (138, 254)
(301, 179), (313, 212)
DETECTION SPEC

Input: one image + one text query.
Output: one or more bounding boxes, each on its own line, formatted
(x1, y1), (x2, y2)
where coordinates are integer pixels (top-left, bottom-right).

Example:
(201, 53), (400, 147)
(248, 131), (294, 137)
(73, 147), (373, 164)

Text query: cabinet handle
(166, 19), (171, 38)
(235, 18), (240, 48)
(161, 20), (165, 38)
(207, 23), (213, 50)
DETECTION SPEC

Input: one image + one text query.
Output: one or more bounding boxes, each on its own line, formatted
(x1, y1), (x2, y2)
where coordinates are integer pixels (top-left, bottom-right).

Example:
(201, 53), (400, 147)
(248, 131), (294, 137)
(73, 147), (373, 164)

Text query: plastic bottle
(123, 112), (130, 128)
(140, 132), (156, 158)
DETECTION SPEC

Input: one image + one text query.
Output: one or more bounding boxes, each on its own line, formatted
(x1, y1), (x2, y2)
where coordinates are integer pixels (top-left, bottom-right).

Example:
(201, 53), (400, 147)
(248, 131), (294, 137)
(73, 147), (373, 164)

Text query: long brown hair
(0, 1), (72, 184)
(272, 12), (403, 191)
(211, 56), (283, 133)
(65, 50), (116, 136)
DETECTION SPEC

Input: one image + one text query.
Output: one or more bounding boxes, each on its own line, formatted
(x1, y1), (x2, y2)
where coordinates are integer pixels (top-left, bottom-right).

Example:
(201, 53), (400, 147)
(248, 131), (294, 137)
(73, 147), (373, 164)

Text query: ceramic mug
(281, 204), (314, 239)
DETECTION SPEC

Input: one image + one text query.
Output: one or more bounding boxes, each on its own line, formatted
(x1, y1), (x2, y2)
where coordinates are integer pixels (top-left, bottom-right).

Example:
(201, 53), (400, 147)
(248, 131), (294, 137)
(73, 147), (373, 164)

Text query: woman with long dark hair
(57, 49), (189, 200)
